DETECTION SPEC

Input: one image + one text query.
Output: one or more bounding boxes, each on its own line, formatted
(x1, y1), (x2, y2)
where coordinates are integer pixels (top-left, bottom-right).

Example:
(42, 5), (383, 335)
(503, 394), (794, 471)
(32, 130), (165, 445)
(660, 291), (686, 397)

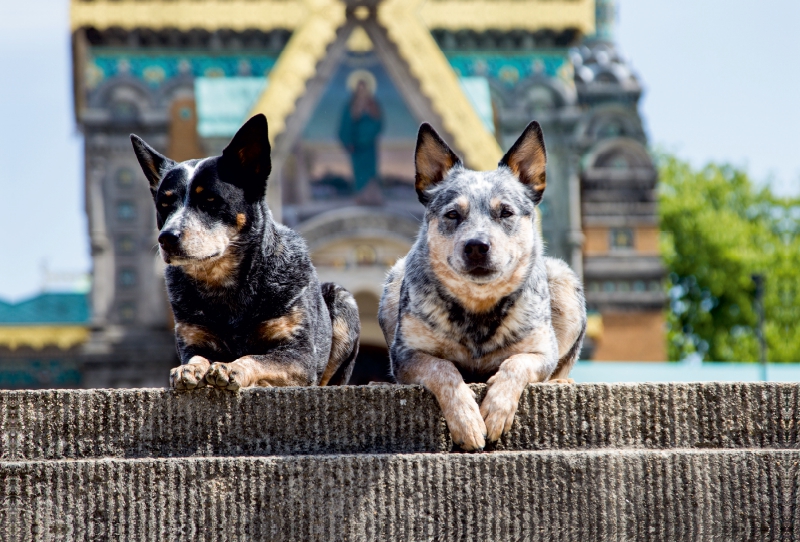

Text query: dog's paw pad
(481, 402), (516, 443)
(170, 364), (208, 390)
(443, 386), (487, 452)
(480, 381), (521, 442)
(206, 363), (242, 391)
(449, 414), (487, 452)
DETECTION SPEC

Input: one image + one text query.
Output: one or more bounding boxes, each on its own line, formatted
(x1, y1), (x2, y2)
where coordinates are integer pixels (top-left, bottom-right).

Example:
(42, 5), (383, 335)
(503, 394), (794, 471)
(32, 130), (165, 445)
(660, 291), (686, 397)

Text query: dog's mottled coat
(379, 122), (586, 451)
(131, 114), (360, 390)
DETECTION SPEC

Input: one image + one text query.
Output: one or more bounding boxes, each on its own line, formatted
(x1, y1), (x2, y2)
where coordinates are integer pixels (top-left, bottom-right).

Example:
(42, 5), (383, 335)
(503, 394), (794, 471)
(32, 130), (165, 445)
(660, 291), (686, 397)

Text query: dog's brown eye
(206, 197), (215, 202)
(445, 210), (459, 220)
(161, 203), (168, 207)
(500, 208), (514, 218)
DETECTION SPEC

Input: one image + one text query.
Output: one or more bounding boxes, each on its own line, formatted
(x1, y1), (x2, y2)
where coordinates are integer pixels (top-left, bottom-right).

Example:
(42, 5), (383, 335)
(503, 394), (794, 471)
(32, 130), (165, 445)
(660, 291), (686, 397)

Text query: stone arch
(89, 77), (152, 110)
(490, 75), (575, 137)
(354, 291), (380, 317)
(89, 77), (154, 125)
(525, 84), (560, 114)
(348, 289), (392, 384)
(518, 75), (576, 113)
(584, 138), (654, 173)
(590, 66), (638, 92)
(296, 207), (418, 253)
(581, 138), (657, 196)
(353, 289), (383, 342)
(349, 287), (392, 384)
(575, 106), (645, 144)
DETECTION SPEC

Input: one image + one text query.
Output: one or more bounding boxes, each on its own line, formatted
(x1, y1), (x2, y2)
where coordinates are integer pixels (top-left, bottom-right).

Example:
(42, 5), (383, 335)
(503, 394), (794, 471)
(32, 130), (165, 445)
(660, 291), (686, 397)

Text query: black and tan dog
(379, 122), (586, 451)
(131, 114), (359, 390)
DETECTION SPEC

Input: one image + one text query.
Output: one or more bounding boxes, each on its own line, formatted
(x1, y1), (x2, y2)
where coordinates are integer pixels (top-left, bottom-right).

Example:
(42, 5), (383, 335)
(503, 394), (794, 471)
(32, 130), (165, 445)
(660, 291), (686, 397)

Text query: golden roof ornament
(70, 0), (595, 170)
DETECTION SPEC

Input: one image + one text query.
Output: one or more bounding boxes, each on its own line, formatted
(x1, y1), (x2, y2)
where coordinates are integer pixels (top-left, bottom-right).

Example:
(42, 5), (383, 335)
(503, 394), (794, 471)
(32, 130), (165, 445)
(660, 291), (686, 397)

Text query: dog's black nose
(463, 238), (490, 263)
(158, 230), (181, 252)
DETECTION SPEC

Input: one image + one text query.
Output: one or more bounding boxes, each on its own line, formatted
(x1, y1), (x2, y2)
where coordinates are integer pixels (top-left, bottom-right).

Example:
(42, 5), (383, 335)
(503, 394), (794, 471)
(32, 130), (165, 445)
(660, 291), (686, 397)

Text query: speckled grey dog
(379, 122), (586, 451)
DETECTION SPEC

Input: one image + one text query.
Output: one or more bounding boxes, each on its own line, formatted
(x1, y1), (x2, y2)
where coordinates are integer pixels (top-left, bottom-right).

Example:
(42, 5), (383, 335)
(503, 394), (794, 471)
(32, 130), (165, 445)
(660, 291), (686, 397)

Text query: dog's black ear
(499, 121), (547, 204)
(220, 114), (271, 201)
(414, 123), (462, 205)
(130, 135), (176, 197)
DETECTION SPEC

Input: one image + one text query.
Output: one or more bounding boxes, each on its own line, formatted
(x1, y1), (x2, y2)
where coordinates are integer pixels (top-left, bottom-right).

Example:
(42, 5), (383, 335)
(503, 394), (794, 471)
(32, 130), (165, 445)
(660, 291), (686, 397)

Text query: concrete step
(1, 449), (795, 541)
(1, 383), (798, 460)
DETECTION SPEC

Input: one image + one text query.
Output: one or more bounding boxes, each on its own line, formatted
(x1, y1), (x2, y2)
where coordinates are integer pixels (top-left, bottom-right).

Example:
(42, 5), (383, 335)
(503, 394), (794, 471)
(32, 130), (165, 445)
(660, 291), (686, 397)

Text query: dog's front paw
(481, 373), (524, 442)
(206, 362), (245, 391)
(170, 357), (210, 390)
(441, 384), (487, 451)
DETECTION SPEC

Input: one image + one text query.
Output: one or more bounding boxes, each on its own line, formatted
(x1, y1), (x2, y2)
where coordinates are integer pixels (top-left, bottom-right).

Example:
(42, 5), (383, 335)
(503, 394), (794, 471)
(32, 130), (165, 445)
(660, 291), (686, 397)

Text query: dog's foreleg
(205, 356), (313, 390)
(481, 332), (557, 442)
(396, 352), (487, 451)
(172, 322), (224, 389)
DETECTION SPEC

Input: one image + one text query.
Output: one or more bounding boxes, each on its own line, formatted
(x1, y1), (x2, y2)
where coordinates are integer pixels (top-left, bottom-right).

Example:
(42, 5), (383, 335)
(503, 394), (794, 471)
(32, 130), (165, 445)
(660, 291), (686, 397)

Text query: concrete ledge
(2, 449), (795, 541)
(2, 382), (798, 460)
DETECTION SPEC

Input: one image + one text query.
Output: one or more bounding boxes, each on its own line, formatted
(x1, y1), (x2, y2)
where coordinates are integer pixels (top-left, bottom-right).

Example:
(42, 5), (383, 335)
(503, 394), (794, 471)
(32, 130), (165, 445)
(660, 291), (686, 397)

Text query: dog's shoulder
(268, 223), (315, 275)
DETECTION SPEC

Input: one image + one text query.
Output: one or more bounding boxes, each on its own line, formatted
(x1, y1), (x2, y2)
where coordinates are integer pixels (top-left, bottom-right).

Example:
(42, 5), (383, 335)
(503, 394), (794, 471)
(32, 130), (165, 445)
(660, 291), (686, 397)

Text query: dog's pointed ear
(130, 135), (176, 196)
(414, 123), (462, 205)
(499, 121), (547, 204)
(220, 114), (271, 201)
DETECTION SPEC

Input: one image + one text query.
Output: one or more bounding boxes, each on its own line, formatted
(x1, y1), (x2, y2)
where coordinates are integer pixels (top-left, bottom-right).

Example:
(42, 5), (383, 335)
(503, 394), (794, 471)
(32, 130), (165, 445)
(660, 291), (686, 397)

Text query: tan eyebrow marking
(164, 190), (173, 196)
(195, 186), (204, 193)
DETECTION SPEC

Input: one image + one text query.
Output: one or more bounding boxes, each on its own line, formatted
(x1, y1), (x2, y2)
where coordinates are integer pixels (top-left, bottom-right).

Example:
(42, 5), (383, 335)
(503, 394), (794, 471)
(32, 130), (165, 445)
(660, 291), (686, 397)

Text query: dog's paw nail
(170, 366), (199, 390)
(228, 373), (240, 390)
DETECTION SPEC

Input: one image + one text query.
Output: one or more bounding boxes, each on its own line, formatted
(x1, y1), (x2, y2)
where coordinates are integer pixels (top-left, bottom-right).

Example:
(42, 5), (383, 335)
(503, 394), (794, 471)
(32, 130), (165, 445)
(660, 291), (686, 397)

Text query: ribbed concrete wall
(2, 383), (799, 541)
(2, 383), (798, 459)
(2, 450), (797, 541)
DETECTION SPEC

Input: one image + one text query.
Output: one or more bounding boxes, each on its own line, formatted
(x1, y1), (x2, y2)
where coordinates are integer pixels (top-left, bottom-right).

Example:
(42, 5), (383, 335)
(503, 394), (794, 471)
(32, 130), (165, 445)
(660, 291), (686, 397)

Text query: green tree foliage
(659, 155), (800, 362)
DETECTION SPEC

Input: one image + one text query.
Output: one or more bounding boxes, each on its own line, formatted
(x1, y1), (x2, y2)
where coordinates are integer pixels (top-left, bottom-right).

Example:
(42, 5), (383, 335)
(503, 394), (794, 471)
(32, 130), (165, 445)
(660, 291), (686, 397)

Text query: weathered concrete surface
(1, 383), (798, 460)
(1, 450), (796, 542)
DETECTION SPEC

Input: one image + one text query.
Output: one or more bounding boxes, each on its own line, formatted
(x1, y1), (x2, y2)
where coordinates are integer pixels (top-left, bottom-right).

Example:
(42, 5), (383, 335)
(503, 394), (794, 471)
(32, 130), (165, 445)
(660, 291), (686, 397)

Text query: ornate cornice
(296, 207), (420, 250)
(70, 0), (595, 34)
(70, 0), (305, 32)
(419, 0), (594, 34)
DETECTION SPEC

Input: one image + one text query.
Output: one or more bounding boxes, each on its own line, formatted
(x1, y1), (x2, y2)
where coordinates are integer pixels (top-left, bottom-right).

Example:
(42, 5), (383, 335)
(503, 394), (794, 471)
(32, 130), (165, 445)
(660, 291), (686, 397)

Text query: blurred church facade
(0, 0), (665, 387)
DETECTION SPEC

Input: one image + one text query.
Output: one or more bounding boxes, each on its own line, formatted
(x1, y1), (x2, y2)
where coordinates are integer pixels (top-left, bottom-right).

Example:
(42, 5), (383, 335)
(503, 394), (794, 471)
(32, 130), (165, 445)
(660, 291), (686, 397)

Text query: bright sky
(0, 0), (798, 300)
(616, 0), (800, 197)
